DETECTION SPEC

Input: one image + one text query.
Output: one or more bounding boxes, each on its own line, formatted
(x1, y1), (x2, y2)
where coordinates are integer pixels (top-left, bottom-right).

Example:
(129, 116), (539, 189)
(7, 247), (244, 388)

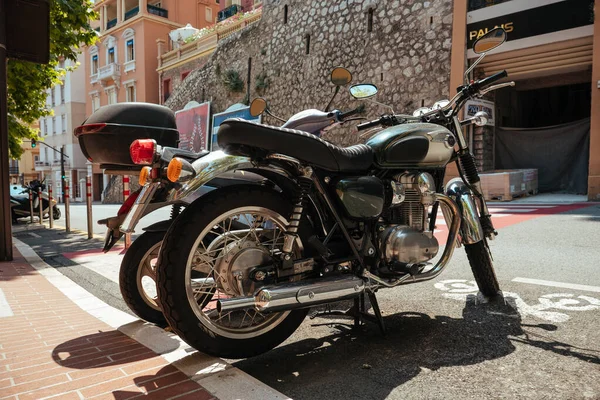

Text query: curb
(13, 237), (291, 400)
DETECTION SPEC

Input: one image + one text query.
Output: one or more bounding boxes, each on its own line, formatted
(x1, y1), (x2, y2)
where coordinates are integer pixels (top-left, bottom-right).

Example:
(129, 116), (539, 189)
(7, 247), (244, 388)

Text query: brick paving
(0, 248), (216, 400)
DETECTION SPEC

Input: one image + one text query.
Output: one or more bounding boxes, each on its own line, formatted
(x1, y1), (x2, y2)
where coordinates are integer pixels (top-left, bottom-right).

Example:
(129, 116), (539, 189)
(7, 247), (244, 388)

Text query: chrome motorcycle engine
(379, 172), (439, 265)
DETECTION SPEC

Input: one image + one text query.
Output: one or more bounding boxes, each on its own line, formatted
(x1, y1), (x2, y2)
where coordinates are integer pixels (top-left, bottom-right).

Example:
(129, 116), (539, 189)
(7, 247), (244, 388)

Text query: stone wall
(101, 175), (140, 204)
(162, 52), (214, 103)
(166, 0), (454, 146)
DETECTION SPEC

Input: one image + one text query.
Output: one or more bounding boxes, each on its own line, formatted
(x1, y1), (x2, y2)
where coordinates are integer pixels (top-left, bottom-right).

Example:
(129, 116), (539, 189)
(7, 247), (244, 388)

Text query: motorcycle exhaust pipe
(217, 275), (366, 314)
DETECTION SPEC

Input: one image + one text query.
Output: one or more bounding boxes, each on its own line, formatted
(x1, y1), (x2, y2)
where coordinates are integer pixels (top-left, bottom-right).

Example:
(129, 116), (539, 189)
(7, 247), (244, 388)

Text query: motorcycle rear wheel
(157, 186), (308, 359)
(464, 240), (500, 297)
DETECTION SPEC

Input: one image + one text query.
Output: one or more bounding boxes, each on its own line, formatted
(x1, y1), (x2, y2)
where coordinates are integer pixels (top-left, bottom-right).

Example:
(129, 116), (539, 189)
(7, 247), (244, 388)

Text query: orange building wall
(588, 0), (600, 200)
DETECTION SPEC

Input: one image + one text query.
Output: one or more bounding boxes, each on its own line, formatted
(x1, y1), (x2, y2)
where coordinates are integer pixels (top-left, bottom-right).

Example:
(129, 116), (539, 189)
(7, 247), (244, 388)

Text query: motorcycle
(126, 28), (512, 359)
(11, 179), (61, 223)
(76, 67), (360, 325)
(93, 27), (513, 359)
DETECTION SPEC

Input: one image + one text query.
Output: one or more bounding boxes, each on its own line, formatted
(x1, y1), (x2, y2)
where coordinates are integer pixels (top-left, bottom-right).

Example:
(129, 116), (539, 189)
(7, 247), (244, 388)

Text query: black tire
(119, 231), (166, 325)
(157, 186), (308, 359)
(52, 206), (61, 220)
(464, 240), (501, 298)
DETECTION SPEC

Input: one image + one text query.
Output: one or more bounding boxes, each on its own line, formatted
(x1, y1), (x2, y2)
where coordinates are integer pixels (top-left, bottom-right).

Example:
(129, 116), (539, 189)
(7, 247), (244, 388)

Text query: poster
(464, 98), (495, 126)
(175, 102), (211, 152)
(211, 104), (261, 151)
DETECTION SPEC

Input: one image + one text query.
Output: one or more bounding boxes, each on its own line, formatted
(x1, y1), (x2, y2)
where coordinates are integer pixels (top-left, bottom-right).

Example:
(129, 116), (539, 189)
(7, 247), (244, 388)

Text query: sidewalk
(0, 234), (289, 399)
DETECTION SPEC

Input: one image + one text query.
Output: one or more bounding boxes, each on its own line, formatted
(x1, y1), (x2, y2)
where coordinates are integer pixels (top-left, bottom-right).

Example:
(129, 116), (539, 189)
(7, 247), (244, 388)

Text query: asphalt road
(17, 202), (600, 399)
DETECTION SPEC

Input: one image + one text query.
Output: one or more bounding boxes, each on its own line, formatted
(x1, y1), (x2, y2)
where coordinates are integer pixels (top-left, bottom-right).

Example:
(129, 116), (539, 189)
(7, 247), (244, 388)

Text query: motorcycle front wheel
(119, 231), (166, 325)
(156, 186), (308, 359)
(464, 240), (500, 297)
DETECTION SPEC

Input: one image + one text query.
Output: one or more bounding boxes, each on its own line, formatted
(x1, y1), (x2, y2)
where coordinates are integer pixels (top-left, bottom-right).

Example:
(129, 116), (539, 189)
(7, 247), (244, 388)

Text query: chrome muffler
(216, 275), (366, 313)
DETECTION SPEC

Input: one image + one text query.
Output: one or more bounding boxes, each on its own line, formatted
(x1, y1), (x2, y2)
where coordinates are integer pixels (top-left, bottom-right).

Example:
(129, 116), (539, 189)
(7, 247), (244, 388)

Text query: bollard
(65, 178), (71, 233)
(123, 176), (131, 249)
(86, 176), (93, 239)
(37, 187), (43, 225)
(48, 182), (53, 229)
(29, 190), (34, 224)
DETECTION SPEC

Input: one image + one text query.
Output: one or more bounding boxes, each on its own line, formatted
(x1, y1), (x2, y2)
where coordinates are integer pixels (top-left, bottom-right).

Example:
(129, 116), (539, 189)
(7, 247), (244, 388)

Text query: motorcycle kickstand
(360, 292), (386, 335)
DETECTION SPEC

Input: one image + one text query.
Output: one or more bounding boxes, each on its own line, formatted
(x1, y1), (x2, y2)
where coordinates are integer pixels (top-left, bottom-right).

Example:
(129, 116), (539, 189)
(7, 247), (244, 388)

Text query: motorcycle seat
(217, 118), (373, 172)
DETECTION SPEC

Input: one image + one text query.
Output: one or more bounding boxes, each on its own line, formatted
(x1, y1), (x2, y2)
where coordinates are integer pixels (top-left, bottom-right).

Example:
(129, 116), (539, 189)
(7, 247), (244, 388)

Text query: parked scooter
(11, 179), (61, 223)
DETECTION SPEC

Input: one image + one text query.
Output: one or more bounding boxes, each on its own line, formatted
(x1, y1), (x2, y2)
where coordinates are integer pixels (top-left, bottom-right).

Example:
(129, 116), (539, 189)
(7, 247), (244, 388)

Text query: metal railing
(217, 4), (241, 22)
(106, 18), (117, 30)
(147, 4), (168, 18)
(125, 6), (139, 20)
(8, 167), (18, 175)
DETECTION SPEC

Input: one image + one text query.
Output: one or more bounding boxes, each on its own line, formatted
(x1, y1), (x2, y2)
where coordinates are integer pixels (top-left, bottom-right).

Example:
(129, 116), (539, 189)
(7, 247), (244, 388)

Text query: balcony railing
(52, 160), (62, 166)
(125, 6), (139, 20)
(217, 4), (242, 22)
(158, 7), (262, 71)
(98, 63), (121, 83)
(9, 167), (19, 175)
(106, 18), (117, 30)
(35, 161), (50, 167)
(147, 4), (168, 18)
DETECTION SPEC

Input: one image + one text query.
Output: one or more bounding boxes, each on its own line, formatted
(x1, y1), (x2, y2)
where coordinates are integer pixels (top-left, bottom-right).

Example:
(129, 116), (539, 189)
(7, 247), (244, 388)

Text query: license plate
(121, 183), (160, 233)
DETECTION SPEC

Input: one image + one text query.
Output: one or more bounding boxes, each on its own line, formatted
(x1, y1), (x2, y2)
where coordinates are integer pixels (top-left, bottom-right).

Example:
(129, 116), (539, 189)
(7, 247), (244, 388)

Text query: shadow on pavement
(234, 294), (600, 400)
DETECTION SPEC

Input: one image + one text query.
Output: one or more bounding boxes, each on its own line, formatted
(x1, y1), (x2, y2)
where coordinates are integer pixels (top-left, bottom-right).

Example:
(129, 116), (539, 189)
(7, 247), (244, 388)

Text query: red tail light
(73, 123), (106, 136)
(130, 139), (157, 165)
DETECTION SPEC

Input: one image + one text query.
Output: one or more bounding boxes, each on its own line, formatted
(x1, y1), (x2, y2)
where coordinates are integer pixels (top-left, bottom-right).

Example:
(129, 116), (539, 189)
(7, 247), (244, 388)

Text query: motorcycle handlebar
(338, 107), (363, 120)
(472, 70), (507, 92)
(356, 118), (383, 131)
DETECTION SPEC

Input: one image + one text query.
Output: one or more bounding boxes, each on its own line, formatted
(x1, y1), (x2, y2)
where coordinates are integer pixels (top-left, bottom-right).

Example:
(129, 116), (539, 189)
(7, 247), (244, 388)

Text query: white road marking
(0, 289), (13, 318)
(512, 277), (600, 293)
(435, 279), (600, 323)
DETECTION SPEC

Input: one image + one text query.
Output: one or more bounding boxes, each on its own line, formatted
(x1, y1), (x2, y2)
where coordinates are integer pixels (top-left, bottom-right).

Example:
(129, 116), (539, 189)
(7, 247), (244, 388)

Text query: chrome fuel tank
(365, 123), (455, 168)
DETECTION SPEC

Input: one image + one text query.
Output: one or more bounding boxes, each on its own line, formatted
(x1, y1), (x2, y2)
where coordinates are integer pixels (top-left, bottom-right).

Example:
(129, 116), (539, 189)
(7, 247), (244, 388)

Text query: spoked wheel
(464, 240), (501, 298)
(119, 231), (166, 325)
(157, 187), (308, 359)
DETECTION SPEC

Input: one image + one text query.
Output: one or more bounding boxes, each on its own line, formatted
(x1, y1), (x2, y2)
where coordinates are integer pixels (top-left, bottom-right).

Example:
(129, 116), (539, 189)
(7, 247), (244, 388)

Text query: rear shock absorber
(282, 168), (313, 256)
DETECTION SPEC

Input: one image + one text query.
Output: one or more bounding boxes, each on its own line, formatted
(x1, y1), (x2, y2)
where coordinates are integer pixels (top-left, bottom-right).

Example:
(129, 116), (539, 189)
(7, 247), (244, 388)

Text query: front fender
(167, 151), (254, 201)
(445, 178), (483, 245)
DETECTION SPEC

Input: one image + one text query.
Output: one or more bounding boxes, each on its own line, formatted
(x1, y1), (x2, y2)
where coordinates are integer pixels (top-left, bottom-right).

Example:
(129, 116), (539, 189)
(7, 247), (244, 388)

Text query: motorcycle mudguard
(167, 151), (254, 202)
(142, 219), (172, 233)
(445, 178), (484, 245)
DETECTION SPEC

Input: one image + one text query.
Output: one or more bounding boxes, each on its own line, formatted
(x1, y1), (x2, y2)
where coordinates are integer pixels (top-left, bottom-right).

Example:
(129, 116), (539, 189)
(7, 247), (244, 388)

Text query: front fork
(451, 116), (497, 241)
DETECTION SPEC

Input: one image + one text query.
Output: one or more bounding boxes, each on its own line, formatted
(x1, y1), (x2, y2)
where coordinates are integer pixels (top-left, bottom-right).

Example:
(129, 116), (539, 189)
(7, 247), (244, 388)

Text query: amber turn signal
(138, 166), (151, 186)
(167, 158), (183, 182)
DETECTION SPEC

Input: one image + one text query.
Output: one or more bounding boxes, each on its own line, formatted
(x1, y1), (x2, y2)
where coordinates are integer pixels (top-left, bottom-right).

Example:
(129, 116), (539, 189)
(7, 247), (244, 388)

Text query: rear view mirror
(349, 84), (378, 99)
(249, 97), (267, 117)
(331, 67), (352, 86)
(473, 27), (507, 54)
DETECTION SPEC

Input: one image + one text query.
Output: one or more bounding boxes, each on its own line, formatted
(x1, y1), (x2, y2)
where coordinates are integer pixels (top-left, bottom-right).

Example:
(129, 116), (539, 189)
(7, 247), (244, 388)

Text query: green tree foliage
(7, 0), (98, 159)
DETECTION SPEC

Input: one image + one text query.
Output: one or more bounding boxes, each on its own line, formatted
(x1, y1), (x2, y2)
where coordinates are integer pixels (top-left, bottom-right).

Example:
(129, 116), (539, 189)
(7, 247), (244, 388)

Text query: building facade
(36, 55), (88, 201)
(86, 0), (220, 201)
(450, 0), (599, 199)
(9, 122), (41, 185)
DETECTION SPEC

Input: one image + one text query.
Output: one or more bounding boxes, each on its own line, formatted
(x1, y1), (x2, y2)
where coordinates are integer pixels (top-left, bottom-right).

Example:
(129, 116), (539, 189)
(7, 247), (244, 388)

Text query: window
(106, 87), (117, 105)
(205, 6), (213, 22)
(34, 155), (39, 163)
(126, 39), (134, 62)
(126, 84), (136, 102)
(108, 47), (115, 64)
(51, 89), (55, 106)
(61, 115), (66, 133)
(163, 79), (171, 103)
(305, 34), (310, 55)
(367, 8), (374, 33)
(91, 95), (100, 112)
(181, 71), (190, 81)
(91, 55), (99, 75)
(59, 59), (65, 69)
(60, 84), (65, 104)
(52, 117), (56, 134)
(283, 4), (288, 24)
(43, 119), (48, 136)
(44, 148), (48, 163)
